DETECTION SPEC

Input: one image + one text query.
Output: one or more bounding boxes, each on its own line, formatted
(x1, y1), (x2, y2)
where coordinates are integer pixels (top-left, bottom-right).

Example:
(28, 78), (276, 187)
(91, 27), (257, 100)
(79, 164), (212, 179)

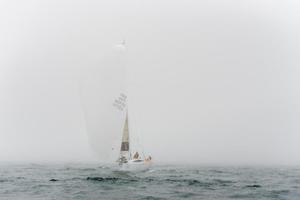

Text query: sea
(0, 164), (299, 200)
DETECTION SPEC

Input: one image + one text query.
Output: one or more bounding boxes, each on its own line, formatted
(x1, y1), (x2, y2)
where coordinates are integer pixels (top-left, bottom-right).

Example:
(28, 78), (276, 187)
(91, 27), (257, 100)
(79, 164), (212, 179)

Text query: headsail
(113, 93), (130, 165)
(119, 111), (130, 165)
(120, 111), (129, 152)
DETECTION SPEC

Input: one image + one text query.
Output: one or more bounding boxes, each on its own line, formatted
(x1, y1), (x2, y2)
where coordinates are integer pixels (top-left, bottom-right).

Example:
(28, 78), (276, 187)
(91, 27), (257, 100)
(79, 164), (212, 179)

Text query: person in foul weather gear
(133, 152), (139, 159)
(145, 155), (152, 162)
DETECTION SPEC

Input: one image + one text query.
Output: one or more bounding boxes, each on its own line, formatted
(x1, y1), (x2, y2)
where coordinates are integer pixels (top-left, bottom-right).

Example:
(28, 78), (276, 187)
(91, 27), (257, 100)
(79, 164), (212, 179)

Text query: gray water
(0, 164), (299, 200)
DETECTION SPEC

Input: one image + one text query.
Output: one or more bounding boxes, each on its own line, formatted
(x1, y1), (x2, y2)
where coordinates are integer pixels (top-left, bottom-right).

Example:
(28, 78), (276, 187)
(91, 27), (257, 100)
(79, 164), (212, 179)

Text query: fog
(0, 0), (300, 165)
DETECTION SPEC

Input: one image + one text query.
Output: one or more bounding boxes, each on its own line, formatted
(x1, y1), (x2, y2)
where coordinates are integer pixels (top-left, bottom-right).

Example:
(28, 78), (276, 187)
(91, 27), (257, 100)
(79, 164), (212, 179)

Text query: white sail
(119, 111), (130, 163)
(117, 107), (153, 170)
(78, 43), (128, 163)
(78, 67), (126, 162)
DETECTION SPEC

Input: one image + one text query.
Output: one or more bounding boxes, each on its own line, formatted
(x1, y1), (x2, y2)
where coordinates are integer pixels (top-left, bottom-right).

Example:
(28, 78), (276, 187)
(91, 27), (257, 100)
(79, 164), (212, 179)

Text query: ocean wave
(244, 184), (262, 188)
(86, 177), (138, 183)
(0, 165), (299, 199)
(140, 196), (166, 200)
(164, 178), (213, 187)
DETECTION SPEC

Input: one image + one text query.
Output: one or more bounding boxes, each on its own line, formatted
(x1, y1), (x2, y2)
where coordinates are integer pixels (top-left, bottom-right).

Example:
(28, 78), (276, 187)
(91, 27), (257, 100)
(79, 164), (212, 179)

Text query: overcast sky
(0, 0), (300, 165)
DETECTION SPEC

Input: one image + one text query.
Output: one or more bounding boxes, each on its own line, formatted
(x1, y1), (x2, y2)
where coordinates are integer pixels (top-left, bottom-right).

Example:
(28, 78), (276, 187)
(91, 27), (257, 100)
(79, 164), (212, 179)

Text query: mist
(0, 0), (300, 165)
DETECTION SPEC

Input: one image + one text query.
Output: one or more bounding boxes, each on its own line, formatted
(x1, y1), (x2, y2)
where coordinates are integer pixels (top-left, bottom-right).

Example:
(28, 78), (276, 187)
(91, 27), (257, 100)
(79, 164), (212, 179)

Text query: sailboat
(114, 94), (152, 171)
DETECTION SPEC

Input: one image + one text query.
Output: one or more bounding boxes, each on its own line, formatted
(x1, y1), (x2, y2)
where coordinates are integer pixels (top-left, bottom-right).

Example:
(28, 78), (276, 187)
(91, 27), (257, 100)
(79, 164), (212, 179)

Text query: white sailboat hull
(119, 160), (152, 172)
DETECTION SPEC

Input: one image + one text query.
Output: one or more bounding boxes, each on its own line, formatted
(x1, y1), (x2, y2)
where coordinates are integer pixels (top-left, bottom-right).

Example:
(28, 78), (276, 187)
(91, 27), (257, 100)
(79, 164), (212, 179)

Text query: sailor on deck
(145, 156), (152, 162)
(133, 152), (139, 159)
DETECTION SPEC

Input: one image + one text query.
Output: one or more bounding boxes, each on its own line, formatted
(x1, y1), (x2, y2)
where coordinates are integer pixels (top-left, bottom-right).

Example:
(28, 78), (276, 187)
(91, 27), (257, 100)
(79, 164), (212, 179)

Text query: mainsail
(113, 93), (131, 165)
(118, 111), (130, 164)
(121, 111), (129, 152)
